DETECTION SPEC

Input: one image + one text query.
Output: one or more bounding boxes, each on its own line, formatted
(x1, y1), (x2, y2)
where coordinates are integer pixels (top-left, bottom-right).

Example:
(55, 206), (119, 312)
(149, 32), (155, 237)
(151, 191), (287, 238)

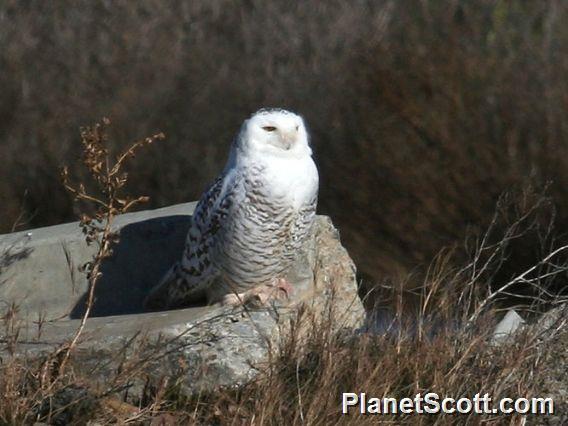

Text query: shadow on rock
(70, 214), (198, 318)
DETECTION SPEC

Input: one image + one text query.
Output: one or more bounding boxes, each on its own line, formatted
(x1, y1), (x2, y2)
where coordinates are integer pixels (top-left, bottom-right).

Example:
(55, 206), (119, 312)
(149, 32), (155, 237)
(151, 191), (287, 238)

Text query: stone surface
(491, 309), (526, 344)
(0, 204), (365, 395)
(534, 304), (568, 335)
(0, 202), (198, 319)
(529, 305), (568, 425)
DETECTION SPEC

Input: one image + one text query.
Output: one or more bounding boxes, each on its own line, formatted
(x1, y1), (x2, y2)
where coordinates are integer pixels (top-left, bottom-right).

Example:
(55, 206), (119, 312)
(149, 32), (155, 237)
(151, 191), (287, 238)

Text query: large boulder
(0, 203), (365, 394)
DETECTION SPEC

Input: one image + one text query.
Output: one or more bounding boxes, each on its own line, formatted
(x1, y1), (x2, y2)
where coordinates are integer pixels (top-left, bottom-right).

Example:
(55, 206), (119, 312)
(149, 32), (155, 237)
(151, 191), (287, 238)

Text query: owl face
(240, 109), (311, 157)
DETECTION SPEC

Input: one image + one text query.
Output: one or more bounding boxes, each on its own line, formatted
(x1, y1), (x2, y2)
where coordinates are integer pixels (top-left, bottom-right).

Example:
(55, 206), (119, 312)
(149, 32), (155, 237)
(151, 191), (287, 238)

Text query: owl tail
(143, 263), (179, 311)
(144, 262), (207, 311)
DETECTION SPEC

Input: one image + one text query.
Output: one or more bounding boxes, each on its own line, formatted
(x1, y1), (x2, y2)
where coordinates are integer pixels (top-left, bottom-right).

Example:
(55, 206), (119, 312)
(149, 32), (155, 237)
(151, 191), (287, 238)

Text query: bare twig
(39, 118), (164, 385)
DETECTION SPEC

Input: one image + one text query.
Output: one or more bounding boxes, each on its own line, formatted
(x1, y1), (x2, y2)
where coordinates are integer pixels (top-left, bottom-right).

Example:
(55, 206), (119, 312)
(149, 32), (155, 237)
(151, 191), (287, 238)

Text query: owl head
(235, 108), (312, 158)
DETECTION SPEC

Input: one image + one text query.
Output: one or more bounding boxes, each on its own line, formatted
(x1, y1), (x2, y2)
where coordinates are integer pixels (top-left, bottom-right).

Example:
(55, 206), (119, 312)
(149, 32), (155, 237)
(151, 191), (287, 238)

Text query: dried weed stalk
(42, 118), (164, 383)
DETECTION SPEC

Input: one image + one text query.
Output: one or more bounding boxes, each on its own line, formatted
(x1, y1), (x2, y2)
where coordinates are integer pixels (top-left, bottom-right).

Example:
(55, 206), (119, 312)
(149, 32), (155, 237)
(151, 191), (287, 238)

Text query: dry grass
(185, 317), (553, 425)
(0, 119), (164, 424)
(2, 256), (563, 424)
(1, 155), (566, 423)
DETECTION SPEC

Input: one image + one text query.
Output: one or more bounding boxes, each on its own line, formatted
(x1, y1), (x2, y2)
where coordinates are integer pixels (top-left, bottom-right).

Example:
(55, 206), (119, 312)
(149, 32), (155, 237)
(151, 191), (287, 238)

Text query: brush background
(2, 0), (568, 287)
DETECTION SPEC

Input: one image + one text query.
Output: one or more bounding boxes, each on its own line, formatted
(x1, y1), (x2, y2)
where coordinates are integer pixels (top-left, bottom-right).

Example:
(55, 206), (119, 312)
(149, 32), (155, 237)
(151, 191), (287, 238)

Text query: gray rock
(491, 309), (526, 344)
(534, 304), (568, 336)
(35, 385), (99, 426)
(0, 204), (365, 395)
(0, 202), (198, 319)
(529, 305), (568, 425)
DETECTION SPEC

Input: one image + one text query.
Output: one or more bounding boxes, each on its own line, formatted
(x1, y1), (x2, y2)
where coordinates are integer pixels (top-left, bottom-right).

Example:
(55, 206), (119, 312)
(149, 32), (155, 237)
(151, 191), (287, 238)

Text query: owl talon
(221, 293), (247, 306)
(220, 278), (293, 307)
(273, 278), (293, 299)
(247, 278), (293, 306)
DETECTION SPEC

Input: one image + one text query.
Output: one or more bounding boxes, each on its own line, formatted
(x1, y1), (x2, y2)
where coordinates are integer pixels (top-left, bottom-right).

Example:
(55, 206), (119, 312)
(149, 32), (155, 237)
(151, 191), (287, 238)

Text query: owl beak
(282, 129), (298, 150)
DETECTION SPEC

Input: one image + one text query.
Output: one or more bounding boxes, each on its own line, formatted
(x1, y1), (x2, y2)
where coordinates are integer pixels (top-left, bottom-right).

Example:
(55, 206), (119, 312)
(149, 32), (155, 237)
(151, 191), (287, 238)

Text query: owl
(144, 108), (319, 309)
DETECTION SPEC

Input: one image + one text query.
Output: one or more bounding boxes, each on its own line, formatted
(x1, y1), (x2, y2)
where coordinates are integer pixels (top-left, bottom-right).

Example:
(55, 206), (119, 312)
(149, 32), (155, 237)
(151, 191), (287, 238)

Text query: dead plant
(41, 118), (164, 387)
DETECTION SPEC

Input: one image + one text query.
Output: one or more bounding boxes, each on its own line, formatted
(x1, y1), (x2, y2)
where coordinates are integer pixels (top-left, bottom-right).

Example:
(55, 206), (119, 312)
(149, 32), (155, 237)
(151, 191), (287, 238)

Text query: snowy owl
(144, 108), (319, 309)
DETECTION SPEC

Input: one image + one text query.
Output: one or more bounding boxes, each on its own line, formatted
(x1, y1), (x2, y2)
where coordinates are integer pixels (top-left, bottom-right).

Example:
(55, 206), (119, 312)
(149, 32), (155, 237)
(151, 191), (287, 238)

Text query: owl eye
(262, 126), (277, 132)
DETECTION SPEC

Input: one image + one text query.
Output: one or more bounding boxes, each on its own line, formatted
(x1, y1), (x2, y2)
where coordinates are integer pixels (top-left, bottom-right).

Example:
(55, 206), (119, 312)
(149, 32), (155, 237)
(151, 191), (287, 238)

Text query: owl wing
(144, 169), (240, 310)
(181, 170), (237, 275)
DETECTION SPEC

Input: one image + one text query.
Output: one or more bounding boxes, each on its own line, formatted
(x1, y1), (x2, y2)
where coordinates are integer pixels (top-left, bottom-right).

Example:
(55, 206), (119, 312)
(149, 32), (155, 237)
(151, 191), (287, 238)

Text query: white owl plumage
(144, 108), (319, 309)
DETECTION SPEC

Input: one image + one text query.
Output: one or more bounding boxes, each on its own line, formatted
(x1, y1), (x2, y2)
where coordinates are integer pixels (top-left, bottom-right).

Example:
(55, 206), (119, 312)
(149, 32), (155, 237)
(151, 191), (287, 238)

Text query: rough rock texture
(148, 216), (366, 393)
(0, 202), (198, 318)
(115, 217), (363, 395)
(530, 305), (568, 425)
(0, 203), (365, 395)
(491, 309), (526, 344)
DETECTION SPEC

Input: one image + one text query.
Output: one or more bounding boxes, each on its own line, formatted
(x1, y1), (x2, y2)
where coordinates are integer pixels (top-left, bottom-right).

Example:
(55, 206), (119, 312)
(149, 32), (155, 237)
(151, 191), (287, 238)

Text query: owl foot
(271, 277), (293, 298)
(220, 292), (248, 306)
(249, 278), (293, 305)
(221, 278), (293, 307)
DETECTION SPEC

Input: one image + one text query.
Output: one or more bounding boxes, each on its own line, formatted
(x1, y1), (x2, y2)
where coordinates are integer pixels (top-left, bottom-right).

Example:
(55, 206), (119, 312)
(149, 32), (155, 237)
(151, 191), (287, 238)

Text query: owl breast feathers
(144, 108), (319, 310)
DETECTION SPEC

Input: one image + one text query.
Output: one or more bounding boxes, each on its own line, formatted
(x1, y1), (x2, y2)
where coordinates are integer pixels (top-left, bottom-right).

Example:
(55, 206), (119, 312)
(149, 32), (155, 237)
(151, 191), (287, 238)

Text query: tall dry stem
(40, 118), (164, 385)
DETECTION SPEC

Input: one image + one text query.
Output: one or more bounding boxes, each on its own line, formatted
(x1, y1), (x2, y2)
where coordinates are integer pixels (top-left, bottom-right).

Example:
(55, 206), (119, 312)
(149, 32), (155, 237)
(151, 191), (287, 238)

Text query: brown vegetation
(1, 197), (566, 423)
(1, 120), (164, 424)
(3, 1), (568, 287)
(0, 120), (566, 423)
